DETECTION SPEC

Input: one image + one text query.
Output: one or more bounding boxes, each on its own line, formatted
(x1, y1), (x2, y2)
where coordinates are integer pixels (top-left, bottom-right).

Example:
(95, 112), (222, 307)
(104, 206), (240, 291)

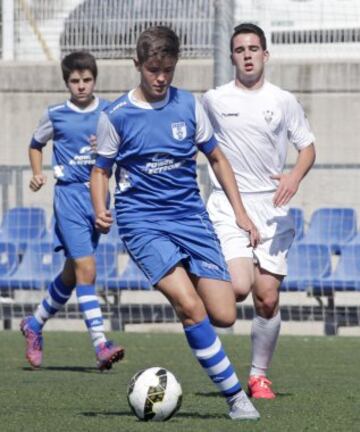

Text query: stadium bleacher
(0, 207), (48, 253)
(281, 243), (332, 292)
(298, 207), (357, 254)
(0, 241), (19, 281)
(1, 205), (360, 335)
(311, 244), (360, 295)
(0, 206), (360, 294)
(288, 207), (305, 241)
(0, 241), (64, 291)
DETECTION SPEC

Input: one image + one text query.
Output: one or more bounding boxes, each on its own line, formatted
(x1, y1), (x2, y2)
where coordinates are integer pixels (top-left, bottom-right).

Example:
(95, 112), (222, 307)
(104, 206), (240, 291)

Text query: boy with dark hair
(91, 26), (260, 420)
(20, 51), (124, 371)
(204, 23), (315, 399)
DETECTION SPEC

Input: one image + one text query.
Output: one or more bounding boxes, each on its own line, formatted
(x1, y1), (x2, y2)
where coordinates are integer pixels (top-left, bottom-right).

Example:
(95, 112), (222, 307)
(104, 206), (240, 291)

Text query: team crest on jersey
(263, 110), (274, 124)
(171, 122), (187, 141)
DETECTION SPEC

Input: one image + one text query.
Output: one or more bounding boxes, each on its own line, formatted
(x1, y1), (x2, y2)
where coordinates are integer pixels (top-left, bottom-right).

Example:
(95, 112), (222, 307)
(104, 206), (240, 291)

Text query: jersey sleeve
(30, 109), (53, 149)
(95, 111), (121, 169)
(286, 94), (315, 150)
(195, 96), (218, 154)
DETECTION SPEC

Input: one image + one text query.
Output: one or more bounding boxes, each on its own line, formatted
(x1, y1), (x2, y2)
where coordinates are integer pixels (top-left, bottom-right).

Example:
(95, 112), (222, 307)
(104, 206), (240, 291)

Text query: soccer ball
(127, 367), (182, 421)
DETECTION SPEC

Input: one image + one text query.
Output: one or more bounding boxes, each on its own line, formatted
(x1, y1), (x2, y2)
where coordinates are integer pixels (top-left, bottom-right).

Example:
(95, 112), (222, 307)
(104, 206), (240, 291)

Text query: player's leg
(55, 183), (124, 369)
(227, 257), (255, 301)
(248, 267), (282, 399)
(20, 259), (76, 368)
(193, 276), (236, 327)
(156, 265), (259, 420)
(73, 255), (124, 370)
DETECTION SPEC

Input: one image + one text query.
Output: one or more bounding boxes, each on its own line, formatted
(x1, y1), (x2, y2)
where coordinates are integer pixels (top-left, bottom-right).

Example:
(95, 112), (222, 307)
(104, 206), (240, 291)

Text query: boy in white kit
(203, 23), (315, 399)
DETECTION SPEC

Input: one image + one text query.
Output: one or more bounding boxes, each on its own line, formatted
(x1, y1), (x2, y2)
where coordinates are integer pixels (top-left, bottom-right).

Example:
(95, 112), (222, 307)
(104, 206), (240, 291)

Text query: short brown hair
(136, 26), (180, 64)
(61, 51), (98, 83)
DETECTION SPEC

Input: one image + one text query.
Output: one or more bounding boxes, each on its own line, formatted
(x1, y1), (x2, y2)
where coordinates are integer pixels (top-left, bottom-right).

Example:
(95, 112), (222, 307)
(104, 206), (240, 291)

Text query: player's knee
(235, 291), (250, 302)
(211, 308), (236, 328)
(74, 261), (96, 284)
(177, 295), (205, 323)
(232, 281), (251, 303)
(258, 296), (278, 318)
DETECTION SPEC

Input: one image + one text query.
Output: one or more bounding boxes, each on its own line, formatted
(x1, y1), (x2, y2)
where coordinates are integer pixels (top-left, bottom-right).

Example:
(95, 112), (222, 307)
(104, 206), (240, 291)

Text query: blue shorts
(118, 211), (230, 285)
(53, 182), (100, 259)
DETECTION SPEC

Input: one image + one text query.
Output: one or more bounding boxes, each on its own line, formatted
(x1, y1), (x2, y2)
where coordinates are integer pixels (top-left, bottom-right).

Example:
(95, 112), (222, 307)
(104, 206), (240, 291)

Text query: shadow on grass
(81, 411), (226, 420)
(22, 366), (99, 373)
(195, 391), (222, 398)
(196, 390), (294, 399)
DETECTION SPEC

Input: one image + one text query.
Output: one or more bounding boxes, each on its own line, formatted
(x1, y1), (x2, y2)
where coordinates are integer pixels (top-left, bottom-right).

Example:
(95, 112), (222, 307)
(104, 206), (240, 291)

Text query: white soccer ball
(127, 367), (182, 421)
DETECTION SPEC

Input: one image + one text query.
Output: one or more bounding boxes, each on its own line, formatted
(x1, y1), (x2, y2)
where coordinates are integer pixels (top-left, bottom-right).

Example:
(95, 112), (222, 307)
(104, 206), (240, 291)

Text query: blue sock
(184, 316), (242, 397)
(76, 284), (106, 348)
(30, 274), (73, 333)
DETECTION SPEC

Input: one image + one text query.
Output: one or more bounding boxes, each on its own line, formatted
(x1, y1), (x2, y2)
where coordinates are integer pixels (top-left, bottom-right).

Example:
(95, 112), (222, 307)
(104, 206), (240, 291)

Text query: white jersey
(202, 80), (315, 193)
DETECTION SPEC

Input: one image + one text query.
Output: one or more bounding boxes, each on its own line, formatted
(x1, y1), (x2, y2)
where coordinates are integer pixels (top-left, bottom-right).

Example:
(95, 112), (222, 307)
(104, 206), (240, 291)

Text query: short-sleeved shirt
(30, 97), (110, 257)
(202, 80), (315, 193)
(31, 97), (110, 184)
(95, 87), (217, 224)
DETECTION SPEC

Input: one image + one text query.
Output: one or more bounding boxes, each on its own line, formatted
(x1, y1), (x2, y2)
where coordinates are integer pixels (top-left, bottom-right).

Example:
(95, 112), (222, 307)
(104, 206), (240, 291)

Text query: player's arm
(90, 111), (120, 233)
(271, 94), (316, 207)
(271, 144), (315, 207)
(195, 97), (260, 247)
(29, 147), (47, 192)
(28, 110), (53, 192)
(207, 146), (260, 247)
(90, 166), (113, 234)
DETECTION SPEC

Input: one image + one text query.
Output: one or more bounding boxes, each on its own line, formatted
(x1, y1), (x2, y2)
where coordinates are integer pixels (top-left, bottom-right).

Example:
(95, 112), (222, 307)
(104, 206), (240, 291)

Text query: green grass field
(1, 331), (359, 432)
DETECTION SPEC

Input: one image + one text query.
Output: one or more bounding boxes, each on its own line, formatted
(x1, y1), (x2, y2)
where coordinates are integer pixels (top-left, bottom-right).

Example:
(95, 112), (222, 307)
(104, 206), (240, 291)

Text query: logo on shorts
(171, 122), (187, 141)
(201, 261), (220, 271)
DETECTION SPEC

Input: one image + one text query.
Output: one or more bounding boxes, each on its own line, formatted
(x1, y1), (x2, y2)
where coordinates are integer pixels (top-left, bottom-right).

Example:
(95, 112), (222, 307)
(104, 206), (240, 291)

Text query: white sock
(250, 311), (281, 377)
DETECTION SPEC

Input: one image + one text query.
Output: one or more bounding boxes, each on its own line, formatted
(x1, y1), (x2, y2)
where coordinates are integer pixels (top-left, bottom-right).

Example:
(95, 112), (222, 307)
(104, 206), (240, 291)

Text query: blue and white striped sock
(30, 274), (73, 333)
(184, 316), (242, 397)
(76, 284), (106, 348)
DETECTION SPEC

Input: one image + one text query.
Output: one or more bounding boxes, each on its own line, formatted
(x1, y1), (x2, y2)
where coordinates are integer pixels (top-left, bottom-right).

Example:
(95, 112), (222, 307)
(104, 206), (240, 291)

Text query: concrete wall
(0, 59), (359, 220)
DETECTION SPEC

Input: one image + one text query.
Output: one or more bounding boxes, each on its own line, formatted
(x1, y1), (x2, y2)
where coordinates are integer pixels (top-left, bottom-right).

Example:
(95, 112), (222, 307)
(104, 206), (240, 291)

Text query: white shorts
(207, 190), (295, 276)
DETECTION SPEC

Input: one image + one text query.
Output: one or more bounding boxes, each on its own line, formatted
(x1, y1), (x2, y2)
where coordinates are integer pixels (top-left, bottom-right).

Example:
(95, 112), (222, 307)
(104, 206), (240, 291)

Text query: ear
(133, 58), (141, 71)
(263, 50), (270, 64)
(230, 53), (235, 66)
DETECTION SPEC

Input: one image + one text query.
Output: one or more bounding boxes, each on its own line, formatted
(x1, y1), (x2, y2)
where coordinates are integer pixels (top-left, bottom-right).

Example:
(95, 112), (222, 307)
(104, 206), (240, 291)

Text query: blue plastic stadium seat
(40, 214), (56, 243)
(299, 208), (357, 254)
(348, 231), (360, 245)
(312, 244), (360, 294)
(281, 243), (332, 291)
(0, 207), (48, 252)
(0, 242), (19, 291)
(95, 243), (118, 280)
(288, 207), (305, 241)
(99, 254), (152, 291)
(0, 242), (64, 290)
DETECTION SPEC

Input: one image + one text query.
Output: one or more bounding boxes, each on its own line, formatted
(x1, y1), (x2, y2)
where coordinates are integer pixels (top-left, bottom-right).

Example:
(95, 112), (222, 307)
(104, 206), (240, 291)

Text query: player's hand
(271, 172), (300, 207)
(236, 215), (261, 248)
(89, 134), (97, 152)
(29, 174), (47, 192)
(95, 209), (113, 234)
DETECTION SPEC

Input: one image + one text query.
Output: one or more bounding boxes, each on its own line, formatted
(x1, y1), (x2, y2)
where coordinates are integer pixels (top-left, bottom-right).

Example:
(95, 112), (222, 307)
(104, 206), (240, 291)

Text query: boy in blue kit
(20, 51), (124, 371)
(91, 26), (260, 419)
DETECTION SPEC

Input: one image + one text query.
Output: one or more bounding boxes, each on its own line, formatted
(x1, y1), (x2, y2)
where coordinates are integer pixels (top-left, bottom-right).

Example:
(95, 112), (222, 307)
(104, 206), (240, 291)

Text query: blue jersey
(31, 97), (110, 184)
(96, 87), (217, 223)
